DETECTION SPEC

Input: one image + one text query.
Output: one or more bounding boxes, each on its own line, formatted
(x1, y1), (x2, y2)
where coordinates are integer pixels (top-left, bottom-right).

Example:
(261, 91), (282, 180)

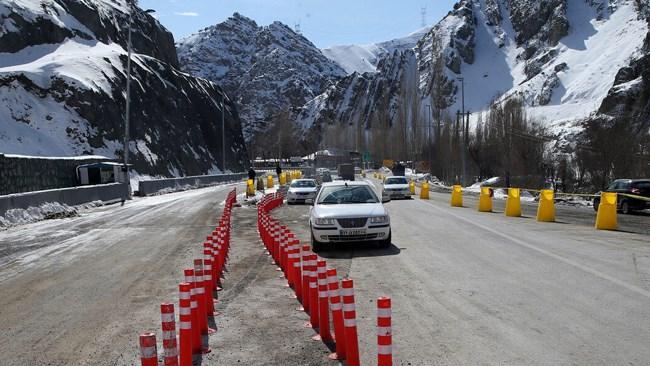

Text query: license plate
(340, 229), (366, 236)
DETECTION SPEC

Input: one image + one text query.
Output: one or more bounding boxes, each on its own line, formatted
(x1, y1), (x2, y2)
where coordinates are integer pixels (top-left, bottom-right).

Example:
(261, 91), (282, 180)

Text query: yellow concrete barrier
(595, 192), (617, 230)
(373, 172), (377, 178)
(409, 181), (415, 195)
(505, 188), (521, 217)
(451, 185), (463, 207)
(267, 175), (274, 188)
(537, 189), (555, 222)
(279, 172), (287, 185)
(420, 182), (430, 199)
(478, 187), (492, 212)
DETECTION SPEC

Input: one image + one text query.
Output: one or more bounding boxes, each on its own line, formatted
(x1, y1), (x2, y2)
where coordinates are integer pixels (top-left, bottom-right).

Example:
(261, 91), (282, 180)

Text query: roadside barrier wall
(0, 183), (129, 216)
(138, 173), (246, 196)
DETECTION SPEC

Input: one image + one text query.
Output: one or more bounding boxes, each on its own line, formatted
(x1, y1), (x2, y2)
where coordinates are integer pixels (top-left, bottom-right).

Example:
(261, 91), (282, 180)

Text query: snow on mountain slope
(322, 26), (433, 74)
(0, 0), (249, 176)
(298, 0), (648, 147)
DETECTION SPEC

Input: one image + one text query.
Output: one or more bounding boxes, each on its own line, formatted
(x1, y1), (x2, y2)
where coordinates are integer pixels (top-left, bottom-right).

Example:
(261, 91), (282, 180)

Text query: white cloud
(174, 11), (199, 17)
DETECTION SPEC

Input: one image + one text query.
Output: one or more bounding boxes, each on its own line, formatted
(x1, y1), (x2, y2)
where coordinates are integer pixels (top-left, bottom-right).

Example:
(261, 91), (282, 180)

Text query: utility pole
(421, 6), (427, 28)
(123, 1), (154, 197)
(457, 76), (466, 186)
(425, 104), (432, 173)
(124, 2), (133, 195)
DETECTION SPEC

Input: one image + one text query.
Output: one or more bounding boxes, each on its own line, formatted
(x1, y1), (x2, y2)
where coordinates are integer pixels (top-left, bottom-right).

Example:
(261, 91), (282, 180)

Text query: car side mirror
(305, 199), (314, 205)
(382, 195), (391, 203)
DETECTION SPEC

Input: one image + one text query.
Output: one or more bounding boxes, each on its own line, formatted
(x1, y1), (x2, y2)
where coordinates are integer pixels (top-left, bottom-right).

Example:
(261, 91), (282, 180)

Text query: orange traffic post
(300, 246), (312, 313)
(184, 268), (201, 355)
(341, 279), (360, 366)
(292, 243), (303, 301)
(308, 254), (320, 329)
(178, 283), (193, 366)
(139, 332), (158, 366)
(193, 260), (211, 340)
(160, 303), (179, 366)
(327, 268), (346, 360)
(202, 250), (216, 316)
(377, 297), (393, 366)
(313, 259), (332, 342)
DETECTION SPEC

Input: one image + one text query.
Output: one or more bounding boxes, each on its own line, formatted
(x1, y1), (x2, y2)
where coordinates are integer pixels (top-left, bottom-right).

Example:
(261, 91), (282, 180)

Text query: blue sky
(139, 0), (457, 48)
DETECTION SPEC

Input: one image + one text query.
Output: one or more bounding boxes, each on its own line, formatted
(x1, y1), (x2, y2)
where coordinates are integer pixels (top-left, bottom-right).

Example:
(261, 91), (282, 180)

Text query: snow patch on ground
(0, 202), (79, 228)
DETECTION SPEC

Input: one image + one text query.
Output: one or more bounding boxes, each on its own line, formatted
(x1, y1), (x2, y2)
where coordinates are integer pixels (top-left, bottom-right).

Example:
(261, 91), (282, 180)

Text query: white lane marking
(412, 198), (650, 300)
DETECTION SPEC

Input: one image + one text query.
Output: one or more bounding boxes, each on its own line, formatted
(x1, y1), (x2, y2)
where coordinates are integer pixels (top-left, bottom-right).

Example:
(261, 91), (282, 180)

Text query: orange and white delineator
(139, 332), (158, 366)
(341, 279), (360, 366)
(178, 283), (193, 366)
(160, 303), (179, 366)
(377, 296), (393, 366)
(327, 268), (346, 360)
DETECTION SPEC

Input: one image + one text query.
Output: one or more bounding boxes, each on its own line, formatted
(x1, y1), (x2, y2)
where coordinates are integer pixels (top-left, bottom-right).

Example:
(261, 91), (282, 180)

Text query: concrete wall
(138, 173), (247, 196)
(0, 183), (129, 216)
(0, 154), (112, 195)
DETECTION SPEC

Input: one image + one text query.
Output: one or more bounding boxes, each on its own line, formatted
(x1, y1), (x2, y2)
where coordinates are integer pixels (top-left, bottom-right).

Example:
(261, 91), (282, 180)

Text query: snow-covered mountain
(0, 0), (249, 176)
(176, 13), (346, 141)
(321, 26), (432, 74)
(301, 0), (649, 144)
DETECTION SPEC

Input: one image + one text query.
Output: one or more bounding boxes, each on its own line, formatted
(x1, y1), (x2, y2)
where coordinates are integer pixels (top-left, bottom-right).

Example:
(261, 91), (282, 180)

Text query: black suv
(593, 179), (650, 214)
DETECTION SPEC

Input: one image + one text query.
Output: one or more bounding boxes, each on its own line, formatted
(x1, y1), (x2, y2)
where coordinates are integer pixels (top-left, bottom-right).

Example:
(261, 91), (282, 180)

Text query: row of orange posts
(138, 188), (237, 366)
(257, 192), (393, 366)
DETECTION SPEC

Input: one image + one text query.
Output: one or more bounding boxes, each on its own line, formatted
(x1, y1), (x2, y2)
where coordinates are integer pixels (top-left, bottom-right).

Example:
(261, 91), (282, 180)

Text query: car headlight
(370, 216), (389, 224)
(315, 218), (336, 226)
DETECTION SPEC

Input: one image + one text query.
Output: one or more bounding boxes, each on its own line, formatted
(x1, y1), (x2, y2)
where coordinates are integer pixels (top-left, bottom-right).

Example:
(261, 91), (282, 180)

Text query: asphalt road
(0, 184), (242, 365)
(1, 179), (650, 365)
(275, 178), (650, 365)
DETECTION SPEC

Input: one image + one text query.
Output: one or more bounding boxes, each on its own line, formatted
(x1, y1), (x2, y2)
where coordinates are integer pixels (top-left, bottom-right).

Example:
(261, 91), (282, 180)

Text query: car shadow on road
(316, 242), (401, 259)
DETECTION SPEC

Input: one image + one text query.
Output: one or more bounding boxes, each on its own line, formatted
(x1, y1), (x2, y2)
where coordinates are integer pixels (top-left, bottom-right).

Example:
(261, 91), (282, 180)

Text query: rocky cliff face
(0, 0), (248, 177)
(297, 0), (648, 148)
(176, 13), (347, 141)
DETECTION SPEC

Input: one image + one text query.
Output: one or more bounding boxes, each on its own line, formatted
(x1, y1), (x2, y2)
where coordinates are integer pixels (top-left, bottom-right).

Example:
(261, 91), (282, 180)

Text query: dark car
(593, 179), (650, 214)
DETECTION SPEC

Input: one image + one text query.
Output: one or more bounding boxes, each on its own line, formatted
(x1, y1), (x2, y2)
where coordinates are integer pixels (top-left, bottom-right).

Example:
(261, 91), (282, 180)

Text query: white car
(383, 176), (411, 199)
(286, 179), (319, 204)
(309, 181), (391, 251)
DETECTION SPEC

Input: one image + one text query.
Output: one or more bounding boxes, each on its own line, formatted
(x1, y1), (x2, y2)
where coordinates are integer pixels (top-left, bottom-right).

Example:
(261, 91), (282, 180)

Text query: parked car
(593, 179), (650, 214)
(316, 169), (332, 184)
(309, 181), (391, 251)
(286, 179), (319, 204)
(383, 176), (411, 199)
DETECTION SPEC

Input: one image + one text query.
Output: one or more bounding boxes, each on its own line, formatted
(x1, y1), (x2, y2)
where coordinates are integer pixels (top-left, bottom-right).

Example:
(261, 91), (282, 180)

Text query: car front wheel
(311, 228), (324, 252)
(620, 199), (632, 214)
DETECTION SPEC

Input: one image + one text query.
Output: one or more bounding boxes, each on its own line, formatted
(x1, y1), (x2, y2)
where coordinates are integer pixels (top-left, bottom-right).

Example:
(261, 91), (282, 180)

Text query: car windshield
(291, 180), (316, 188)
(317, 185), (379, 204)
(385, 177), (408, 185)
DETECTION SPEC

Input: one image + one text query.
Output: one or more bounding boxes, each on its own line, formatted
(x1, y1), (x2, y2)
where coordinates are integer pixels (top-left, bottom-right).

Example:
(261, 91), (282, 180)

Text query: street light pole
(124, 1), (134, 196)
(425, 104), (432, 173)
(221, 94), (226, 173)
(457, 76), (466, 186)
(123, 2), (154, 197)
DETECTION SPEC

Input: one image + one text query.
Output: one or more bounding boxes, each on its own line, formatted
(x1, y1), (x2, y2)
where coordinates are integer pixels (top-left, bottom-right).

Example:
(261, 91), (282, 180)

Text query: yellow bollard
(409, 181), (415, 195)
(537, 189), (555, 222)
(451, 185), (463, 207)
(595, 192), (618, 230)
(279, 172), (286, 185)
(246, 179), (255, 197)
(420, 182), (430, 199)
(505, 188), (522, 217)
(478, 187), (492, 212)
(267, 175), (274, 189)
